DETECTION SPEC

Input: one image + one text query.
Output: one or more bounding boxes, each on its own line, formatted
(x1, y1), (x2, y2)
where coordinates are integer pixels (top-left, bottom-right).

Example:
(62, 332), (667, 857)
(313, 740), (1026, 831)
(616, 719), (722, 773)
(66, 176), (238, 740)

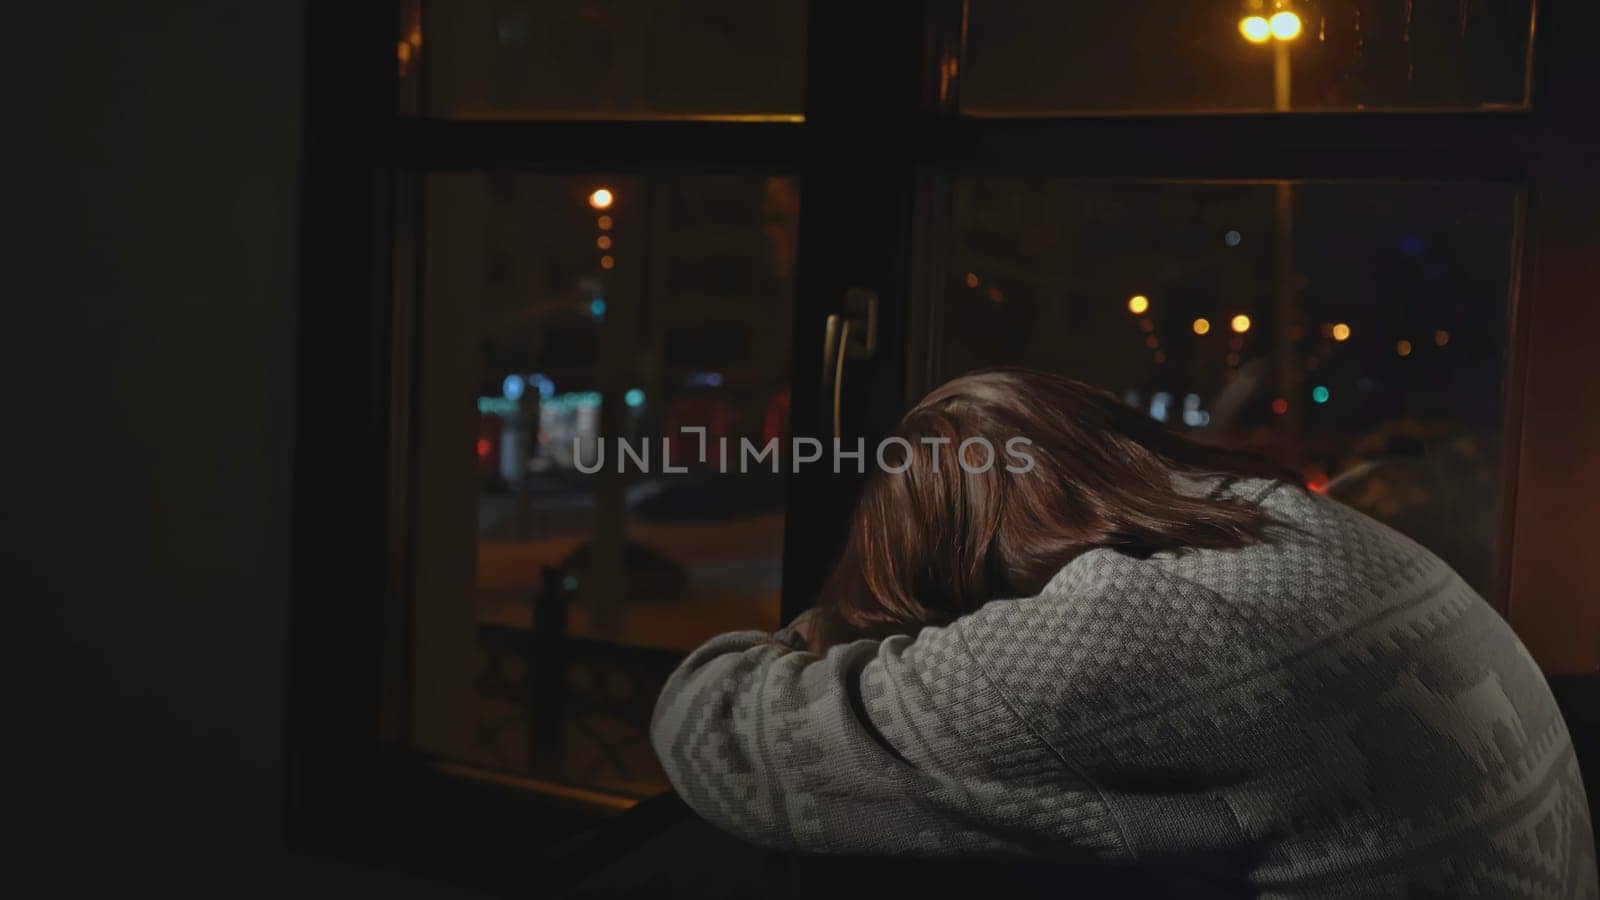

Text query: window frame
(289, 0), (1600, 889)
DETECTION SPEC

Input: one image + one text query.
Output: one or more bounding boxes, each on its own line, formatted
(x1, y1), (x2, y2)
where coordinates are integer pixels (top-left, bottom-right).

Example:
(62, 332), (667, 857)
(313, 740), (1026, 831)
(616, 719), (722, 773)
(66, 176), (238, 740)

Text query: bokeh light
(1128, 294), (1150, 314)
(1239, 16), (1270, 42)
(588, 188), (614, 210)
(1193, 317), (1211, 335)
(1231, 314), (1252, 334)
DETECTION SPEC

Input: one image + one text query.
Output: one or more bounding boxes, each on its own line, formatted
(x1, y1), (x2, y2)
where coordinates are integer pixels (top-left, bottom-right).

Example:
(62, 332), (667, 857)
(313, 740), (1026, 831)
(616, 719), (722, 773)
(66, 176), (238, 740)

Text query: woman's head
(823, 368), (1298, 638)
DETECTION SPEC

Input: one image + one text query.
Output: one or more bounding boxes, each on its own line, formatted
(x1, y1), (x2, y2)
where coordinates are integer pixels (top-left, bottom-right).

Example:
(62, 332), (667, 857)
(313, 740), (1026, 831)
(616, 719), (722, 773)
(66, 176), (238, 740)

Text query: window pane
(408, 173), (799, 798)
(960, 0), (1534, 114)
(409, 0), (808, 119)
(938, 179), (1515, 597)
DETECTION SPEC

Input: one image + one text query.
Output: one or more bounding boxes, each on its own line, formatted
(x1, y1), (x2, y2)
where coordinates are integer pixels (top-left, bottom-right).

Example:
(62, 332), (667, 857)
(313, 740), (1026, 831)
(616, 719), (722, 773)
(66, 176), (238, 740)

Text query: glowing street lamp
(1239, 3), (1302, 424)
(1240, 3), (1301, 112)
(1240, 4), (1302, 45)
(1269, 11), (1302, 40)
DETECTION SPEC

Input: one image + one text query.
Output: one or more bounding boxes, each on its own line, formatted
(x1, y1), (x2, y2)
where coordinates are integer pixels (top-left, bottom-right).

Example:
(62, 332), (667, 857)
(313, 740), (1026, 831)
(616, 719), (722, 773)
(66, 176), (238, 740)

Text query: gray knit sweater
(650, 477), (1597, 897)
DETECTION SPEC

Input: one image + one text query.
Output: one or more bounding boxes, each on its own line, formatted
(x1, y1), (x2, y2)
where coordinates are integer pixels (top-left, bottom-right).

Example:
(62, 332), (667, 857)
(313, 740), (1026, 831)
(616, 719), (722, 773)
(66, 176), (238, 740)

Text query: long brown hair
(818, 368), (1300, 644)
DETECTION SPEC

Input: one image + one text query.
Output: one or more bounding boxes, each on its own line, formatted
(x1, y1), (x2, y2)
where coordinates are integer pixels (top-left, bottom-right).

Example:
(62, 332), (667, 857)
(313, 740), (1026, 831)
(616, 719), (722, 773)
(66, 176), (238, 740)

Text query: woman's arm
(648, 613), (1129, 858)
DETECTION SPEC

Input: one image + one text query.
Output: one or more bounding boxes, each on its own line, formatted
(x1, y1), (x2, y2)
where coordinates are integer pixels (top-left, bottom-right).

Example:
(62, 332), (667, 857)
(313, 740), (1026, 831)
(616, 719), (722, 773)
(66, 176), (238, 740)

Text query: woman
(649, 369), (1596, 897)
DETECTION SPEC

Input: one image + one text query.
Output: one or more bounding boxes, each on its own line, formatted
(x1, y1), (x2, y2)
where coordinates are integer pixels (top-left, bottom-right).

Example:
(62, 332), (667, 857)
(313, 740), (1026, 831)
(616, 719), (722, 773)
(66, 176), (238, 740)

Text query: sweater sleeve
(648, 614), (1130, 859)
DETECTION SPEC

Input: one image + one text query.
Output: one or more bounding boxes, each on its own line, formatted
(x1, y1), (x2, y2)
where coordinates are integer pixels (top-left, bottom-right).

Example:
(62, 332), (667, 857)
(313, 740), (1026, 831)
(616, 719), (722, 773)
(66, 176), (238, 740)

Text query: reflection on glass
(411, 173), (799, 799)
(941, 179), (1515, 597)
(418, 0), (808, 119)
(961, 0), (1534, 114)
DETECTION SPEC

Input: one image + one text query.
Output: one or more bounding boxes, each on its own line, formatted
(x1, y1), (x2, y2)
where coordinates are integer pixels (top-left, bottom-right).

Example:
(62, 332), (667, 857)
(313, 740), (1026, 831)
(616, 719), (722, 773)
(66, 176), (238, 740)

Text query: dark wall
(4, 3), (302, 894)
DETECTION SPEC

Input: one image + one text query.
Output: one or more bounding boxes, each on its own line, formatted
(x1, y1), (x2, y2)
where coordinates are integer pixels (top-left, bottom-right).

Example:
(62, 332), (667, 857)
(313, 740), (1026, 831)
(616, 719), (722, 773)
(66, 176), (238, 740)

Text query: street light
(1239, 2), (1301, 111)
(1240, 2), (1302, 431)
(1269, 11), (1302, 40)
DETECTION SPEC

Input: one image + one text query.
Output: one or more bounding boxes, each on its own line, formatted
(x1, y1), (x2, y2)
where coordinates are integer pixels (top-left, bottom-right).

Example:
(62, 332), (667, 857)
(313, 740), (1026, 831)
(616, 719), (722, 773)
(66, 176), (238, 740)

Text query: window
(960, 0), (1535, 114)
(408, 173), (797, 796)
(406, 0), (808, 119)
(293, 0), (1600, 886)
(932, 179), (1518, 596)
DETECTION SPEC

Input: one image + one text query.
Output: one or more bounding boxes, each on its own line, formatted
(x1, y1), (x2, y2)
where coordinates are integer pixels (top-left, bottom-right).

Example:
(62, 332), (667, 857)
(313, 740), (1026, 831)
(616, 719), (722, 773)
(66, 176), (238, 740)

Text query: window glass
(409, 173), (799, 798)
(411, 0), (808, 120)
(960, 0), (1535, 114)
(938, 179), (1516, 596)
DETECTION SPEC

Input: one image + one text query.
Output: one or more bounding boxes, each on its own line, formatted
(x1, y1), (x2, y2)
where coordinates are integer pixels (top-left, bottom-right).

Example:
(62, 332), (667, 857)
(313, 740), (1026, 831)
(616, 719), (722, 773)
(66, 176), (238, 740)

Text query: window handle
(820, 289), (878, 440)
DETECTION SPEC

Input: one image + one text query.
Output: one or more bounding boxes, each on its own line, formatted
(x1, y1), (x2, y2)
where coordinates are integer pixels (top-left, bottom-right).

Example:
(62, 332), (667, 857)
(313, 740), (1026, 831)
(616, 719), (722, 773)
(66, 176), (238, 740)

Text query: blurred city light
(1332, 323), (1351, 342)
(1231, 314), (1252, 333)
(1312, 385), (1330, 404)
(624, 388), (646, 408)
(502, 374), (525, 400)
(1150, 392), (1173, 422)
(1239, 16), (1271, 43)
(1271, 397), (1289, 415)
(1397, 339), (1414, 357)
(1269, 11), (1302, 40)
(597, 215), (613, 230)
(1435, 329), (1451, 346)
(1128, 294), (1150, 314)
(589, 188), (614, 210)
(600, 255), (616, 270)
(965, 272), (980, 288)
(1193, 317), (1211, 335)
(1306, 469), (1330, 493)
